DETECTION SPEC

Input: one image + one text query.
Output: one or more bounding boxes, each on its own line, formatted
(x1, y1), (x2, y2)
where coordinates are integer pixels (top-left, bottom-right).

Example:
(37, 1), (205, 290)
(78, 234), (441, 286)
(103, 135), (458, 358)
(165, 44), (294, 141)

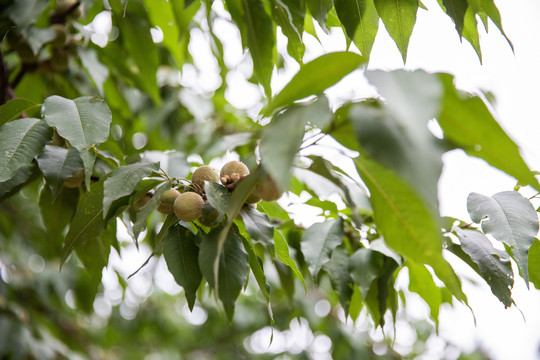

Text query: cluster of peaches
(155, 161), (282, 226)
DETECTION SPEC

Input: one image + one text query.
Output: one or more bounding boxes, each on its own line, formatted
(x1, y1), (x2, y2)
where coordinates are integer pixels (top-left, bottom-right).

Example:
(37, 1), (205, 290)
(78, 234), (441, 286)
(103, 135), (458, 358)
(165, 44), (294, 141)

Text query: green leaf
(264, 51), (366, 115)
(274, 230), (306, 291)
(144, 0), (185, 66)
(0, 98), (39, 126)
(438, 75), (540, 191)
(204, 182), (230, 220)
(243, 0), (275, 98)
(260, 104), (309, 191)
(334, 0), (379, 58)
(0, 118), (51, 182)
(62, 179), (107, 267)
(467, 191), (539, 287)
(455, 228), (514, 307)
(306, 0), (333, 30)
(271, 0), (305, 62)
(528, 239), (540, 290)
(364, 257), (398, 327)
(373, 0), (418, 62)
(103, 162), (160, 218)
(323, 247), (353, 314)
(461, 7), (482, 62)
(163, 223), (203, 310)
(349, 248), (384, 300)
(242, 235), (271, 301)
(0, 164), (35, 199)
(39, 185), (78, 250)
(440, 0), (468, 35)
(239, 206), (275, 251)
(300, 217), (344, 281)
(361, 70), (444, 209)
(117, 11), (161, 104)
(467, 0), (512, 50)
(42, 96), (112, 190)
(199, 224), (250, 320)
(407, 260), (442, 325)
(354, 156), (466, 302)
(37, 146), (84, 200)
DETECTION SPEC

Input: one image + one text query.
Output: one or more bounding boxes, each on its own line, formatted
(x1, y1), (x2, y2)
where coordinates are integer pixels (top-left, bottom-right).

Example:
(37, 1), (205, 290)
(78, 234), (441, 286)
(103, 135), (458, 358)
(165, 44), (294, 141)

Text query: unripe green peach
(191, 166), (219, 189)
(157, 188), (180, 214)
(220, 161), (249, 185)
(254, 176), (283, 201)
(174, 192), (205, 222)
(63, 169), (84, 188)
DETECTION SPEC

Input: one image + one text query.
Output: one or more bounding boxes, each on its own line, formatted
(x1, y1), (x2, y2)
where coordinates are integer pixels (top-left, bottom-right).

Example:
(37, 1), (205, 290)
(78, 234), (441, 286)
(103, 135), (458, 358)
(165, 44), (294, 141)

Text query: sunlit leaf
(275, 229), (306, 291)
(264, 51), (366, 115)
(354, 156), (466, 302)
(467, 191), (539, 287)
(335, 0), (379, 58)
(528, 239), (540, 290)
(271, 0), (305, 62)
(373, 0), (418, 62)
(407, 260), (442, 326)
(438, 75), (540, 191)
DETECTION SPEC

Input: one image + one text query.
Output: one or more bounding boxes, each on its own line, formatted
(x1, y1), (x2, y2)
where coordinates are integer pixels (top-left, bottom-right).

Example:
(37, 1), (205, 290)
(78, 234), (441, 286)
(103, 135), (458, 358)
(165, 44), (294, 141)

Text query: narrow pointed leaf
(335, 0), (379, 58)
(103, 162), (160, 218)
(467, 191), (539, 286)
(438, 74), (539, 191)
(275, 230), (306, 291)
(37, 146), (84, 200)
(39, 186), (78, 251)
(271, 0), (305, 62)
(467, 0), (512, 50)
(243, 0), (275, 98)
(306, 0), (333, 29)
(264, 51), (366, 115)
(163, 223), (203, 310)
(0, 118), (51, 182)
(461, 7), (482, 62)
(440, 0), (468, 35)
(455, 228), (514, 307)
(528, 239), (540, 290)
(144, 0), (184, 66)
(199, 224), (249, 320)
(354, 156), (466, 302)
(301, 217), (344, 281)
(373, 0), (418, 62)
(407, 260), (442, 325)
